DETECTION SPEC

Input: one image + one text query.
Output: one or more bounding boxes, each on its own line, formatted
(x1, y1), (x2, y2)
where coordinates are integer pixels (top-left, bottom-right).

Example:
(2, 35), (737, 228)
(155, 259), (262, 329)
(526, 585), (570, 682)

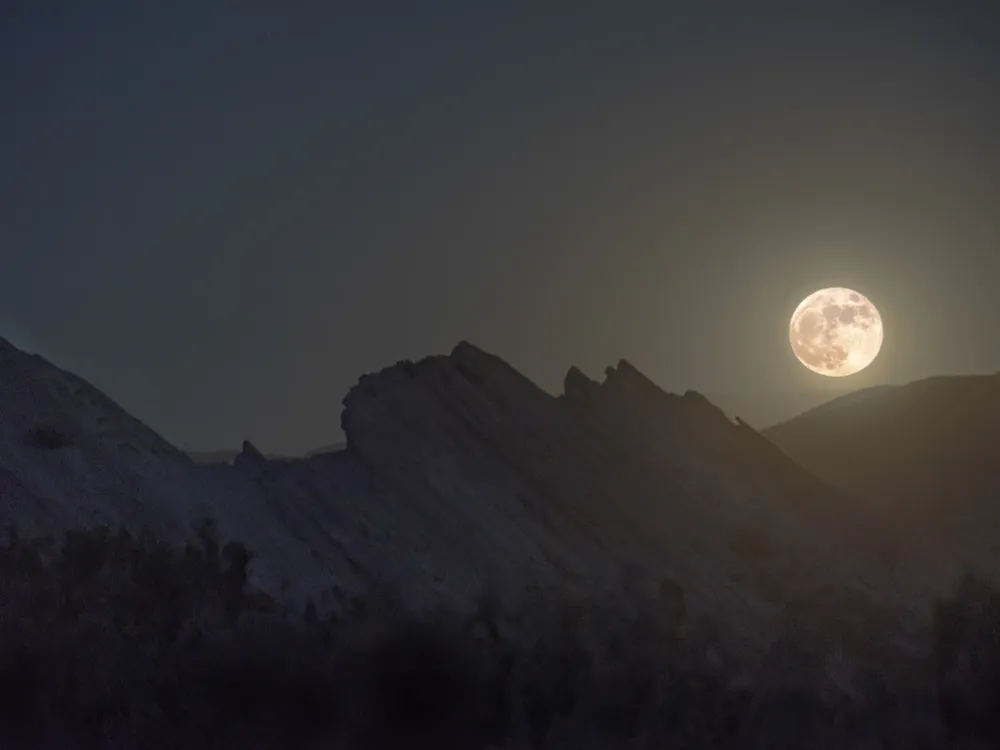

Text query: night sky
(3, 3), (999, 454)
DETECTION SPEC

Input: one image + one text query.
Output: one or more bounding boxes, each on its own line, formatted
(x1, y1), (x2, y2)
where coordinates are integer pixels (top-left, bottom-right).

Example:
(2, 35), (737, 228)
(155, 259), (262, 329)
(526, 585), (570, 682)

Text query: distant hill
(186, 442), (345, 465)
(763, 373), (1000, 566)
(706, 387), (867, 431)
(304, 442), (346, 458)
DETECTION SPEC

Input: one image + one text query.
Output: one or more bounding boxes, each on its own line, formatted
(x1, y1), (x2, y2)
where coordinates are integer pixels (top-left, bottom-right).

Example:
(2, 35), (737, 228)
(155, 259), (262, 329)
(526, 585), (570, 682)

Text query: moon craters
(789, 288), (883, 377)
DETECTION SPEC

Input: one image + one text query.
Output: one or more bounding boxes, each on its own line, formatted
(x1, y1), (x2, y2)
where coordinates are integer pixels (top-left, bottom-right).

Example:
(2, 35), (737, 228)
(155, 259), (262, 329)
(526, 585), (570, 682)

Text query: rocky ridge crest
(0, 337), (925, 652)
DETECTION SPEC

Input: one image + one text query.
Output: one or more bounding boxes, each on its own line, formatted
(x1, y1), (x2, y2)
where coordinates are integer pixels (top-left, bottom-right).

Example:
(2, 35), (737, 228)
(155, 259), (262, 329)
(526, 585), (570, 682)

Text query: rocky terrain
(1, 335), (924, 648)
(3, 334), (1000, 747)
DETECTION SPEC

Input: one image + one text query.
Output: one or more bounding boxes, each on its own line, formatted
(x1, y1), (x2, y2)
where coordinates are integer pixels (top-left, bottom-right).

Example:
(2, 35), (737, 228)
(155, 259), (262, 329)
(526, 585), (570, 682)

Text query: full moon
(789, 287), (883, 377)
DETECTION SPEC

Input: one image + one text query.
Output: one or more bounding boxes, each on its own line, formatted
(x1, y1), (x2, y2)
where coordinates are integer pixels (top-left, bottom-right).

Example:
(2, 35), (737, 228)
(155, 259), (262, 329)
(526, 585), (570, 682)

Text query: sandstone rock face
(0, 336), (924, 651)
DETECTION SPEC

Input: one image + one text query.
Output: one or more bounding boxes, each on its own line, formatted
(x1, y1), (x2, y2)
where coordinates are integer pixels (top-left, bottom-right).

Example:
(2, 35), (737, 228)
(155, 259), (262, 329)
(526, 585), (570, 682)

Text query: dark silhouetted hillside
(763, 374), (1000, 568)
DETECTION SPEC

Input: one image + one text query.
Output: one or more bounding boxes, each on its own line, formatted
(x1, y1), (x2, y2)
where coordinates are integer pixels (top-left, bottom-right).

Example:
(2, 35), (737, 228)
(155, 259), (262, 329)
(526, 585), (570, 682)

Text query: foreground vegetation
(0, 523), (997, 749)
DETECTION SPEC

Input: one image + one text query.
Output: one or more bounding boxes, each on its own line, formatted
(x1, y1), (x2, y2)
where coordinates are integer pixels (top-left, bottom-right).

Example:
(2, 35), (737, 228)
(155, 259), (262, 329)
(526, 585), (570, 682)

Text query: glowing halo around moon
(789, 287), (883, 377)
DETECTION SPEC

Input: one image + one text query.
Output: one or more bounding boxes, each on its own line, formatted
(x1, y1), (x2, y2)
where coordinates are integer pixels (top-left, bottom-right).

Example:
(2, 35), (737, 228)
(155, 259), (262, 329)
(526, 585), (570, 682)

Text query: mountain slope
(0, 336), (919, 652)
(0, 336), (376, 606)
(763, 373), (1000, 570)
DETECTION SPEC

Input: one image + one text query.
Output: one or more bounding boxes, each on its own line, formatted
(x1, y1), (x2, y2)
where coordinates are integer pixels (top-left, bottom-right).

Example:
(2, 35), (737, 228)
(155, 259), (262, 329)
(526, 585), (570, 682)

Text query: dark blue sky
(3, 3), (999, 452)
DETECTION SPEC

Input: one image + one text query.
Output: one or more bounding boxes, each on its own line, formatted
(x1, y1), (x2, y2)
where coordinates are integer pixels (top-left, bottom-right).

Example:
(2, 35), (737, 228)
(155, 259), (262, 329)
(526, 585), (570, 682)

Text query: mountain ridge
(0, 335), (947, 655)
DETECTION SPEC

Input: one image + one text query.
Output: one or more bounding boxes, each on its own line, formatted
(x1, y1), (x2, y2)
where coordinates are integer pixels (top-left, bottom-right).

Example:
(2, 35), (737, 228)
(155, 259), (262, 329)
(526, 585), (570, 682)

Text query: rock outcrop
(0, 336), (931, 653)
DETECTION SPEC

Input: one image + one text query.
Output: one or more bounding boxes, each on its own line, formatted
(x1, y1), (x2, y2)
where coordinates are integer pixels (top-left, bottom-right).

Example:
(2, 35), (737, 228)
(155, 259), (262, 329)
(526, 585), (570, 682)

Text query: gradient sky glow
(3, 3), (999, 453)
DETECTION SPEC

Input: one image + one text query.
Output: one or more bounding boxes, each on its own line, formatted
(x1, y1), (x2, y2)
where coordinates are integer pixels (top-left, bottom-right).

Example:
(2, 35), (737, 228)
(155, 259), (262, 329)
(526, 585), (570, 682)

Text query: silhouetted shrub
(929, 572), (1000, 744)
(23, 423), (71, 449)
(0, 647), (42, 733)
(365, 621), (480, 736)
(1, 526), (999, 748)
